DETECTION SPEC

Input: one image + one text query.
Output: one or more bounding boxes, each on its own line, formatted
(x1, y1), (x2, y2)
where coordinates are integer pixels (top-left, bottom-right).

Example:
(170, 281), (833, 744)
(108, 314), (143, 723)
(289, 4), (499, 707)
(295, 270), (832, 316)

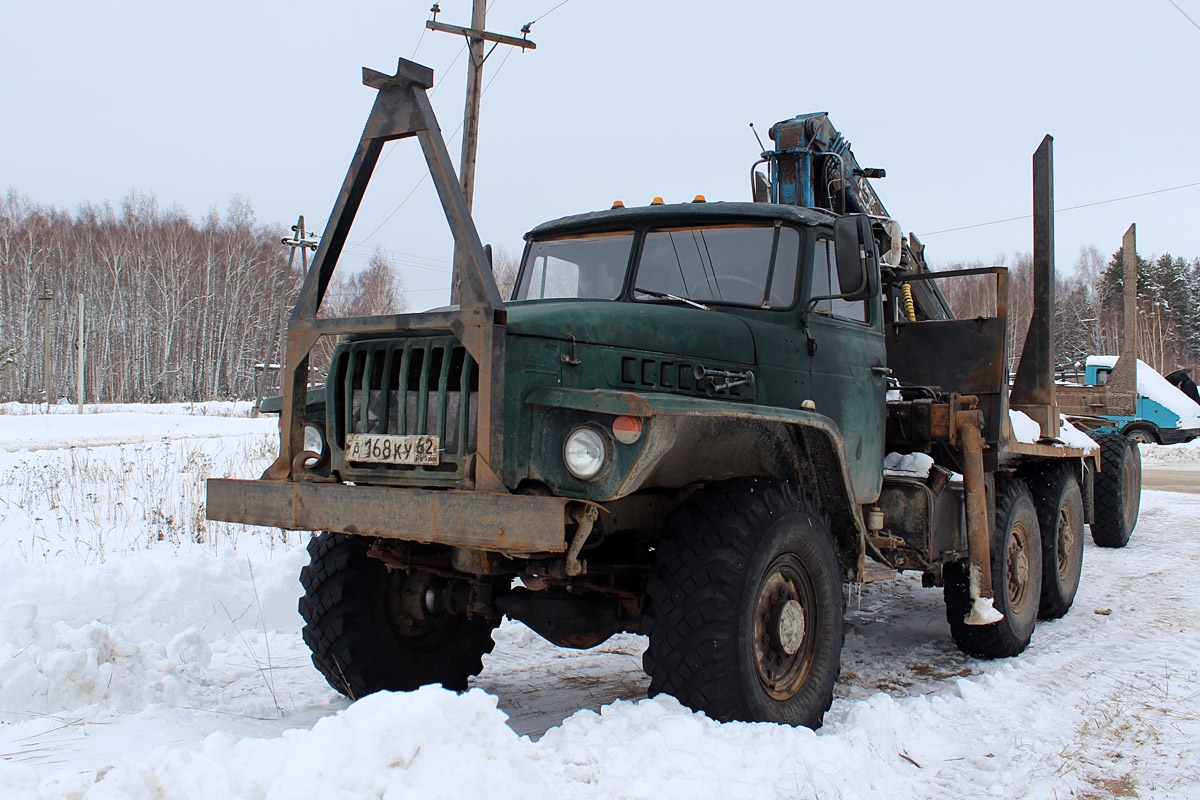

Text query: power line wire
(342, 244), (452, 271)
(374, 42), (468, 172)
(527, 0), (571, 26)
(919, 180), (1200, 236)
(411, 24), (428, 58)
(482, 44), (515, 94)
(350, 173), (434, 245)
(344, 242), (451, 266)
(429, 43), (468, 98)
(1167, 0), (1200, 32)
(339, 249), (451, 271)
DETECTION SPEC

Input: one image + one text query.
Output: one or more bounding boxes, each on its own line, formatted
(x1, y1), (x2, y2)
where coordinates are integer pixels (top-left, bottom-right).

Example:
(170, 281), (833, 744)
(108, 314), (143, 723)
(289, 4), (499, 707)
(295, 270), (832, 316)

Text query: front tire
(944, 477), (1042, 658)
(1091, 433), (1141, 548)
(643, 480), (844, 728)
(299, 532), (497, 699)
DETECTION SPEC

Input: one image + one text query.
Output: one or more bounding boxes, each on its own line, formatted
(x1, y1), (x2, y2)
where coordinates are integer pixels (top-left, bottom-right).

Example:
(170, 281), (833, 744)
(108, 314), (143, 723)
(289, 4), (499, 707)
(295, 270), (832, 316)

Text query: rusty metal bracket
(565, 503), (600, 577)
(290, 450), (335, 484)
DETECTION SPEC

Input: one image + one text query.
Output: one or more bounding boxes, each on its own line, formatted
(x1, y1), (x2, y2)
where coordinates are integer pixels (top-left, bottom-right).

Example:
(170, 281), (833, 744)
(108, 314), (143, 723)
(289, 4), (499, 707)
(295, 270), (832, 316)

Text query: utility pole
(426, 3), (535, 303)
(39, 284), (52, 411)
(275, 215), (319, 398)
(281, 215), (318, 277)
(459, 0), (487, 215)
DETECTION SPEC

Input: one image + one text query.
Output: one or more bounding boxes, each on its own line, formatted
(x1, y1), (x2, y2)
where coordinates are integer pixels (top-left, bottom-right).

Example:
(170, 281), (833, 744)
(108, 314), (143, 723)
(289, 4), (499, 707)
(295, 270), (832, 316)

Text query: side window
(812, 237), (867, 323)
(522, 255), (581, 299)
(812, 238), (834, 315)
(769, 227), (800, 308)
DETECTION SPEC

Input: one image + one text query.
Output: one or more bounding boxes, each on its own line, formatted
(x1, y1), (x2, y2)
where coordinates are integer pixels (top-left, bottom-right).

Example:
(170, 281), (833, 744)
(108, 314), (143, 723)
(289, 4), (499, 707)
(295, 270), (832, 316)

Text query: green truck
(208, 58), (1140, 728)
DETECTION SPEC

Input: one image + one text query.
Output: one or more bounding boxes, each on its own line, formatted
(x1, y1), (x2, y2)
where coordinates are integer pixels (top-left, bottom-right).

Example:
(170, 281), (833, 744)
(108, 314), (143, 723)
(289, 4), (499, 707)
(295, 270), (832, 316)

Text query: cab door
(804, 233), (887, 505)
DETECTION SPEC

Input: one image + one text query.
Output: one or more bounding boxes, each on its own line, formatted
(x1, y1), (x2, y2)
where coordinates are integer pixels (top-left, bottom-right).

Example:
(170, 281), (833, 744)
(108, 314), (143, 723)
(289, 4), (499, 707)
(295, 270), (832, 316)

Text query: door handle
(871, 366), (892, 377)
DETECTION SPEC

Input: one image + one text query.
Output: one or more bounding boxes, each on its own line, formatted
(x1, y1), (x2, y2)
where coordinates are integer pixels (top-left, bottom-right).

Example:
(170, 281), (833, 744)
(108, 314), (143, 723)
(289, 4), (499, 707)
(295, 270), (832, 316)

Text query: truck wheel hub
(1056, 506), (1074, 576)
(754, 555), (816, 699)
(775, 599), (806, 655)
(1007, 521), (1032, 610)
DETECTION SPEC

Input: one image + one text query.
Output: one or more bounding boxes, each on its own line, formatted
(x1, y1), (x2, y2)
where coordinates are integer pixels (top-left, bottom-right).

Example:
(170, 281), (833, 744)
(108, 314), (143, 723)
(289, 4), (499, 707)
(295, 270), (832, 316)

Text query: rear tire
(643, 479), (844, 728)
(1026, 465), (1084, 620)
(944, 477), (1042, 658)
(1091, 433), (1141, 548)
(299, 532), (497, 699)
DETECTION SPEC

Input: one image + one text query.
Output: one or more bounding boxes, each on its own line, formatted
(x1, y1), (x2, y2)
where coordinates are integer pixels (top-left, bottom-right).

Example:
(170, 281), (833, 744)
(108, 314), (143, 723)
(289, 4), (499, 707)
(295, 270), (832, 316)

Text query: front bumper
(1160, 427), (1200, 445)
(206, 479), (570, 554)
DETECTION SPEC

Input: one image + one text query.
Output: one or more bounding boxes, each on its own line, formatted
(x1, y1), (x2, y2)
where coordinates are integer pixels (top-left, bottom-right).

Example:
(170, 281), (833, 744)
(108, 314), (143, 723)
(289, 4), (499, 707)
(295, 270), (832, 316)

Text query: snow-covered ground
(1, 405), (1199, 799)
(1140, 437), (1200, 467)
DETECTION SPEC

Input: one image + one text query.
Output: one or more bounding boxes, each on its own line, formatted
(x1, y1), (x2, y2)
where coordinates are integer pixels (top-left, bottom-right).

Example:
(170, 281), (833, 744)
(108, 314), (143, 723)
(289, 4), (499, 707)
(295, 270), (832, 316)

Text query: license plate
(345, 434), (440, 465)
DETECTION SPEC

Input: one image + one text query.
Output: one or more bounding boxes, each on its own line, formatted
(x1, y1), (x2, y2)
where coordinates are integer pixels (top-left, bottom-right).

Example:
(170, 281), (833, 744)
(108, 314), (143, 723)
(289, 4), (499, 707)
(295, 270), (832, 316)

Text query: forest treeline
(0, 191), (404, 404)
(1, 190), (1198, 403)
(940, 245), (1200, 380)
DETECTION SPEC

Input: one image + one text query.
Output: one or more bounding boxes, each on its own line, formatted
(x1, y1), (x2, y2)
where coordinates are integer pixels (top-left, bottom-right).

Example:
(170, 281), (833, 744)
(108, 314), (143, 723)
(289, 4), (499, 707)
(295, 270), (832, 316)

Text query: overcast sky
(4, 1), (1199, 304)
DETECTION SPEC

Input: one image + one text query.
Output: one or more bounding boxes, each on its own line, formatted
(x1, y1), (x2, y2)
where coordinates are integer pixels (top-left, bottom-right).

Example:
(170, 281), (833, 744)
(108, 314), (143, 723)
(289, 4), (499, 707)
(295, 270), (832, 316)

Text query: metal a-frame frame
(262, 58), (508, 492)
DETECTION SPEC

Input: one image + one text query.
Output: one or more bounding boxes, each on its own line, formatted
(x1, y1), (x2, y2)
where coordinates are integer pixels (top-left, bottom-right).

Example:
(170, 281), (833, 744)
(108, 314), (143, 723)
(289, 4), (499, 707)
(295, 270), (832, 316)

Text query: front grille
(333, 337), (478, 482)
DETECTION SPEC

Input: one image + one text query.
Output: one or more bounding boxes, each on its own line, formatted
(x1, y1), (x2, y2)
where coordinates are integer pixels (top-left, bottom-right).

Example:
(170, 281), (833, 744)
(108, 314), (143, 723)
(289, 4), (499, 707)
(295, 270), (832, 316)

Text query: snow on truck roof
(1086, 356), (1200, 426)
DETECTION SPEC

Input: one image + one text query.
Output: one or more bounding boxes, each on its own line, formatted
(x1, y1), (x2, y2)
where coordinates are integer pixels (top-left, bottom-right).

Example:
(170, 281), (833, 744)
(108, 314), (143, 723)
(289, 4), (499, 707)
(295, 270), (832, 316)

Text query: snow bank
(1, 688), (547, 800)
(0, 603), (211, 717)
(0, 547), (314, 724)
(1086, 356), (1200, 426)
(80, 688), (547, 800)
(1139, 437), (1200, 466)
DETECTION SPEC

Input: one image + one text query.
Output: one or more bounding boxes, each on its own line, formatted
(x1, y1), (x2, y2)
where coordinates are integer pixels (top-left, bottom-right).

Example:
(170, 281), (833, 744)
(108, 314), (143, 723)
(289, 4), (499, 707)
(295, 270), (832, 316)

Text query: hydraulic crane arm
(761, 112), (953, 321)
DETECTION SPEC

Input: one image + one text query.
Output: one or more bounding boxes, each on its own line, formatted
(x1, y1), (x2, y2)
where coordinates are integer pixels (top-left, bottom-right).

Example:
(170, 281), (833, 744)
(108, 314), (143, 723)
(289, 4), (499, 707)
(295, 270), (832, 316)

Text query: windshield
(514, 232), (633, 301)
(513, 223), (801, 308)
(634, 225), (799, 308)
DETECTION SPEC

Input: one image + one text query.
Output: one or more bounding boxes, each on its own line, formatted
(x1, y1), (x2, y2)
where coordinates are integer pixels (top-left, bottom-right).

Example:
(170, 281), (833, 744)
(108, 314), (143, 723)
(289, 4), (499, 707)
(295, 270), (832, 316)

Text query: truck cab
(326, 202), (885, 513)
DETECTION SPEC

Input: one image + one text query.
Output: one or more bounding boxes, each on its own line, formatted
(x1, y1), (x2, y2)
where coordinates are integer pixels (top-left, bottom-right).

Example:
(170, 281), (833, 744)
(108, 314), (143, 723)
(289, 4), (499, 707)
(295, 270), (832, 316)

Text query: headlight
(563, 427), (607, 480)
(303, 423), (326, 467)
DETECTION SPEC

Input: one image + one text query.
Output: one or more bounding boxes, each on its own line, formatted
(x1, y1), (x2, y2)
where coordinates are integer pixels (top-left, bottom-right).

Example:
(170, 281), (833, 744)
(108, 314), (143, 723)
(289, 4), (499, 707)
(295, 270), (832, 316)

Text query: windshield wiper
(634, 287), (709, 311)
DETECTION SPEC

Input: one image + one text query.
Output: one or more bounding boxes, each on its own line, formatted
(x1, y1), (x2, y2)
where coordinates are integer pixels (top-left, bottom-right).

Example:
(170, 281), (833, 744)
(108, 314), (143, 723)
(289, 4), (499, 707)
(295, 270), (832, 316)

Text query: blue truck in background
(1082, 356), (1200, 444)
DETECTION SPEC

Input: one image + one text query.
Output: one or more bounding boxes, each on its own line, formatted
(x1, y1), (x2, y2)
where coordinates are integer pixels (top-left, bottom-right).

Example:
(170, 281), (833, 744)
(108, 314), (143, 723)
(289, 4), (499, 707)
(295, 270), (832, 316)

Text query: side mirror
(833, 214), (879, 301)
